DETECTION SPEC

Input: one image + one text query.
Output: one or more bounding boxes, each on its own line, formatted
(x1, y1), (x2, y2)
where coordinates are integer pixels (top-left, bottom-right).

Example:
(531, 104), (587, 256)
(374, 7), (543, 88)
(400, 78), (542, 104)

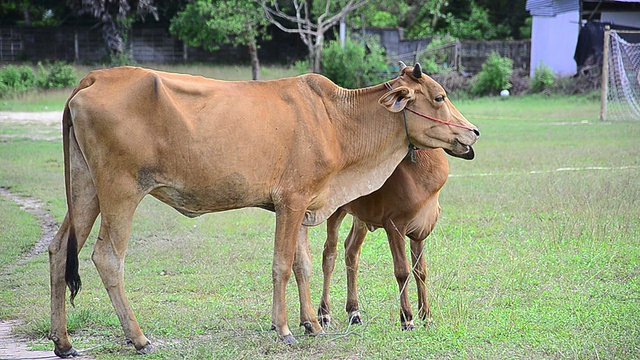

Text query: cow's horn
(398, 61), (407, 71)
(412, 63), (422, 78)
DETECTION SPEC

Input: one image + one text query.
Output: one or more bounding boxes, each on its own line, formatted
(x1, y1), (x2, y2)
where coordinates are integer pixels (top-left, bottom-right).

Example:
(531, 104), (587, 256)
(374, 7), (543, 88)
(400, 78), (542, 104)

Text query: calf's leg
(383, 219), (415, 330)
(317, 209), (347, 327)
(293, 226), (324, 335)
(344, 217), (368, 325)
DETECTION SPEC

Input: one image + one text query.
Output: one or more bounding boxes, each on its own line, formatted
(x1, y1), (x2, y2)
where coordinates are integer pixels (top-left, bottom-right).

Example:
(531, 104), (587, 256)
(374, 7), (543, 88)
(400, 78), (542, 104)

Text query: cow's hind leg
(317, 209), (347, 328)
(49, 128), (100, 357)
(344, 217), (368, 325)
(91, 179), (152, 354)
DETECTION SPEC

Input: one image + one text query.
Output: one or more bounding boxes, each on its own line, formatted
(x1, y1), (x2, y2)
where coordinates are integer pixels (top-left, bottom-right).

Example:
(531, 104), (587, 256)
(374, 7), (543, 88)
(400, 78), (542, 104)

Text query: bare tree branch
(260, 0), (369, 73)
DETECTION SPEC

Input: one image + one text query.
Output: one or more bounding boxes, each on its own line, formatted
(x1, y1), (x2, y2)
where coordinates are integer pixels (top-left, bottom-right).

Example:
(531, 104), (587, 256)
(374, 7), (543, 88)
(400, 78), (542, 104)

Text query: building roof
(526, 0), (580, 16)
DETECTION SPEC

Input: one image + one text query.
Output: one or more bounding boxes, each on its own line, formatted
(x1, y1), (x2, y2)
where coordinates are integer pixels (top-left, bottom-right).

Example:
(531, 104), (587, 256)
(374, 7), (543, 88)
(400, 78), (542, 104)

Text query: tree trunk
(102, 17), (126, 57)
(311, 32), (324, 73)
(22, 6), (31, 26)
(248, 36), (260, 80)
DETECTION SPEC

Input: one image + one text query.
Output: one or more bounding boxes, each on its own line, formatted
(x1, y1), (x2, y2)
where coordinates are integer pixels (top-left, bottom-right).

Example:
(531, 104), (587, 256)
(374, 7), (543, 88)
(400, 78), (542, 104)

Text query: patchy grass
(0, 86), (639, 359)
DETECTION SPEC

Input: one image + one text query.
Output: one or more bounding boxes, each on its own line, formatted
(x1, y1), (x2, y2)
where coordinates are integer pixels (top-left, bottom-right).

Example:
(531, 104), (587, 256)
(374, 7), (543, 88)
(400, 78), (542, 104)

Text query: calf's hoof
(401, 321), (416, 331)
(348, 310), (362, 325)
(318, 313), (331, 328)
(54, 346), (78, 358)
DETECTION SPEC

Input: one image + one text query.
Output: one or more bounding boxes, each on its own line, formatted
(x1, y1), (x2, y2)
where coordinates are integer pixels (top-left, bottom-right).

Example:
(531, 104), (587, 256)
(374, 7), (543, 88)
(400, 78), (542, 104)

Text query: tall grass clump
(321, 36), (390, 88)
(530, 62), (555, 93)
(472, 52), (513, 96)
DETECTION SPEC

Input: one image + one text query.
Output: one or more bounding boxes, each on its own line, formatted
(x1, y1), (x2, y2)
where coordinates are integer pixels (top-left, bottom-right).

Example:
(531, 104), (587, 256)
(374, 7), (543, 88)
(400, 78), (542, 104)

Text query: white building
(526, 0), (581, 76)
(526, 0), (640, 76)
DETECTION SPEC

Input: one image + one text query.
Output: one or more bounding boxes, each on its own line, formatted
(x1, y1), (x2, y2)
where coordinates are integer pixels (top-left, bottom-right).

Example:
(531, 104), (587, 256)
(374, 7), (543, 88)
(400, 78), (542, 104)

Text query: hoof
(318, 314), (331, 328)
(401, 320), (416, 331)
(301, 321), (324, 336)
(348, 310), (362, 325)
(282, 334), (297, 344)
(136, 343), (155, 355)
(54, 346), (78, 358)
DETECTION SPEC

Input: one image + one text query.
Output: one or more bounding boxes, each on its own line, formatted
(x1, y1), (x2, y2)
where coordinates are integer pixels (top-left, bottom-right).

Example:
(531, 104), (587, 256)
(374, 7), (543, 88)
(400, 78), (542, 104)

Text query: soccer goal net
(601, 29), (640, 121)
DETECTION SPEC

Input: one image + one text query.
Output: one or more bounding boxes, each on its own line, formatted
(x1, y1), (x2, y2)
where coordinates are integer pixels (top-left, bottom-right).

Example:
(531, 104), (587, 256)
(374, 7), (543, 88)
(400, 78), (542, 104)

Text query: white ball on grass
(500, 89), (510, 97)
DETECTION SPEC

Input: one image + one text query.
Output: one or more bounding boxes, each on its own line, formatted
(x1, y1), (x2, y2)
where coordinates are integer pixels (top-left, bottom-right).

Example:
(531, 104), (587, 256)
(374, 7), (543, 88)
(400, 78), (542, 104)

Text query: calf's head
(379, 62), (479, 160)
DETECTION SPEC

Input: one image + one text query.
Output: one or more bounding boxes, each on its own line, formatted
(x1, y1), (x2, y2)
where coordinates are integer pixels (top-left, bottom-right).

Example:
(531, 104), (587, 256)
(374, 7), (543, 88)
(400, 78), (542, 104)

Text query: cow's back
(67, 67), (343, 215)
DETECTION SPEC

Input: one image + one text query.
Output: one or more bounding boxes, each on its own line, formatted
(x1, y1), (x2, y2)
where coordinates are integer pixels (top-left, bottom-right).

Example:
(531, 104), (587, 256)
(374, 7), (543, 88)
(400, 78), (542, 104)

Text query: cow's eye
(435, 95), (445, 103)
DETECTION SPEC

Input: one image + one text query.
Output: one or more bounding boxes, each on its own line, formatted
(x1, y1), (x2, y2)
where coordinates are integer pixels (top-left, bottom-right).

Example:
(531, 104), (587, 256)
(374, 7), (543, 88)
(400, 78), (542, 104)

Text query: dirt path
(0, 112), (94, 359)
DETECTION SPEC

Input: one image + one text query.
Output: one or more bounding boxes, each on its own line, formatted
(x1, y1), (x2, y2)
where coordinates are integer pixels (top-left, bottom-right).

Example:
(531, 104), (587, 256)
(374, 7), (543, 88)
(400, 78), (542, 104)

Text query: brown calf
(318, 148), (449, 330)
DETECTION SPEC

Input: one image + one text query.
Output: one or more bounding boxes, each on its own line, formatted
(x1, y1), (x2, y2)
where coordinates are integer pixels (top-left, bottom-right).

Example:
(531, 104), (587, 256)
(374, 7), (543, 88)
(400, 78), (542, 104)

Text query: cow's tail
(62, 89), (81, 306)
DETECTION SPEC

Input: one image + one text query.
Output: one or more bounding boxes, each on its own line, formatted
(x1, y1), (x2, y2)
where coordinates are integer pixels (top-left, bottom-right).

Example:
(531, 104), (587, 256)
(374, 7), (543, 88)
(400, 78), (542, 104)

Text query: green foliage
(370, 11), (397, 27)
(170, 0), (269, 51)
(446, 1), (510, 40)
(321, 36), (390, 88)
(0, 62), (76, 97)
(36, 62), (77, 89)
(472, 52), (513, 96)
(0, 65), (37, 95)
(530, 62), (555, 93)
(294, 59), (311, 75)
(108, 52), (136, 67)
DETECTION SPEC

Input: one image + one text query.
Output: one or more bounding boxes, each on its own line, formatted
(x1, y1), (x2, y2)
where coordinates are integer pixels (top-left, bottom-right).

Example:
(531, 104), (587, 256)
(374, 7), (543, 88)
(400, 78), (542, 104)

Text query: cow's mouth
(445, 145), (475, 160)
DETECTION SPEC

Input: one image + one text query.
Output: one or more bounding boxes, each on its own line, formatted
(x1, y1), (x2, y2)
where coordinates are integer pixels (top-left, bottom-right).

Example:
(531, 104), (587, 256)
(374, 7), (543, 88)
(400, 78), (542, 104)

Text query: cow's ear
(379, 86), (415, 113)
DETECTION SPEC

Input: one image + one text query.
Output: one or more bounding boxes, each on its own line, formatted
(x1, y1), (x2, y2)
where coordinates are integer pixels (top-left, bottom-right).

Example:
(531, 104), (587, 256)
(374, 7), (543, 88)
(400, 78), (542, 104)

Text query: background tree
(67, 0), (158, 62)
(170, 0), (269, 80)
(0, 0), (66, 26)
(262, 0), (369, 73)
(355, 0), (529, 40)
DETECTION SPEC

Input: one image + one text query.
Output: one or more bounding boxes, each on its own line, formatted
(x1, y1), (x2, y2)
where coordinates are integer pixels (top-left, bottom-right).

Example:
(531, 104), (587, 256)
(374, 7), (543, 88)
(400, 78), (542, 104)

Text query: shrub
(531, 62), (555, 93)
(36, 62), (77, 89)
(321, 36), (390, 89)
(472, 52), (513, 96)
(0, 65), (37, 95)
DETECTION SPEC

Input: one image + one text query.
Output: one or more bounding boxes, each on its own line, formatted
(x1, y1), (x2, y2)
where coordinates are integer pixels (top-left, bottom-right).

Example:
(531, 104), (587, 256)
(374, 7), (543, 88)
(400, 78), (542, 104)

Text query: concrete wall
(530, 10), (580, 76)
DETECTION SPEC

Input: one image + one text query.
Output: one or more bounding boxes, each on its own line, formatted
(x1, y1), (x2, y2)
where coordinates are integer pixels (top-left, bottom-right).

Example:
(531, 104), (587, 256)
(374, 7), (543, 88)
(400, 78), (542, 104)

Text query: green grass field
(0, 65), (639, 359)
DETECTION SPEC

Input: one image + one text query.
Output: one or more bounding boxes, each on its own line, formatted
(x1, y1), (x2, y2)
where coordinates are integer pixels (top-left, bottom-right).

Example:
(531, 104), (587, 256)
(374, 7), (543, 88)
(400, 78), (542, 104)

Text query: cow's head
(379, 62), (479, 160)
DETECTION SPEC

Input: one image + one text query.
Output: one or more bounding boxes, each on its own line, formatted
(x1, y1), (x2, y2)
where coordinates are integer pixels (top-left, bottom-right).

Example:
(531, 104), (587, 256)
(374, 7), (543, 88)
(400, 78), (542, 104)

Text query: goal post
(600, 27), (640, 121)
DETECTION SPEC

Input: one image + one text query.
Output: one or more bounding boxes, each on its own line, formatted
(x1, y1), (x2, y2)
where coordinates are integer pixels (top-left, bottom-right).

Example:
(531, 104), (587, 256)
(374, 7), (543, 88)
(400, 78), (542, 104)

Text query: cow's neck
(303, 79), (411, 226)
(332, 80), (409, 166)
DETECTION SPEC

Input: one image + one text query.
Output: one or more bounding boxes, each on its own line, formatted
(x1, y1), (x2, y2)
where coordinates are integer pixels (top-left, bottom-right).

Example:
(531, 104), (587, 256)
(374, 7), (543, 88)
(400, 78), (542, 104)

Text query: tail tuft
(65, 229), (81, 307)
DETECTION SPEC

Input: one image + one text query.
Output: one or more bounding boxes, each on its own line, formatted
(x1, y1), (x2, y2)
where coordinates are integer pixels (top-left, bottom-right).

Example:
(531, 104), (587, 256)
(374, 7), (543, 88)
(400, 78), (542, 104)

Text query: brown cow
(48, 63), (478, 356)
(317, 148), (449, 330)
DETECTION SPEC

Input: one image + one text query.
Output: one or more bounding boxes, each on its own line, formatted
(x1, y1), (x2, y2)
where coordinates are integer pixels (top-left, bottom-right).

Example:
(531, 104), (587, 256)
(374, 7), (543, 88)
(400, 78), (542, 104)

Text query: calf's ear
(379, 86), (414, 113)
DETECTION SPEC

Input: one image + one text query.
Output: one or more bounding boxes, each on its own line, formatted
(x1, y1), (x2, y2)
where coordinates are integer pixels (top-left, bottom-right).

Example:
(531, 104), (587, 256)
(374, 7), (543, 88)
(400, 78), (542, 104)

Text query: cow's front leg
(271, 203), (308, 343)
(293, 226), (324, 335)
